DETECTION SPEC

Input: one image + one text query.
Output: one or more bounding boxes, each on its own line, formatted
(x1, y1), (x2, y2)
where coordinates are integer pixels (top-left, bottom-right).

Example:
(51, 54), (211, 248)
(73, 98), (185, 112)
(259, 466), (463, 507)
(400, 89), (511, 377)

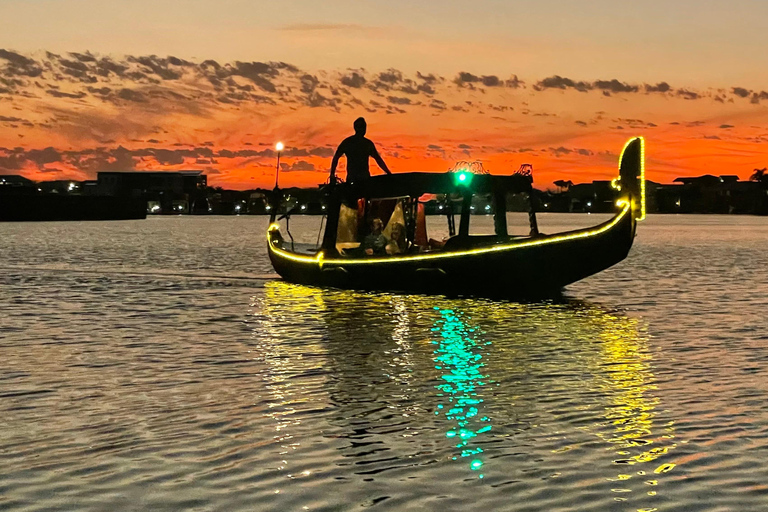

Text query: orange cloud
(2, 50), (768, 190)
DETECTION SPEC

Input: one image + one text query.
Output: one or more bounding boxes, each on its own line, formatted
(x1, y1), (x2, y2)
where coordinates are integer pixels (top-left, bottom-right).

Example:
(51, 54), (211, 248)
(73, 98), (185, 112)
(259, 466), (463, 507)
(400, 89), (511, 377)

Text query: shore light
(274, 142), (284, 189)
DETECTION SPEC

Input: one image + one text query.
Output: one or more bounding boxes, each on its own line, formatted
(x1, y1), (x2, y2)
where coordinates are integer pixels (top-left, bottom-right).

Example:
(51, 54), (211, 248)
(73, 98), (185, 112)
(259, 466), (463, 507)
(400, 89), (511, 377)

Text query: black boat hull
(268, 203), (635, 297)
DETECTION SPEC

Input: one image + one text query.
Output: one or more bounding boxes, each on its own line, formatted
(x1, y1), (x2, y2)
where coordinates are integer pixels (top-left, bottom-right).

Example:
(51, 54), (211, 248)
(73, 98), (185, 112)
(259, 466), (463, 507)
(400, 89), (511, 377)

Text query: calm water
(2, 214), (768, 511)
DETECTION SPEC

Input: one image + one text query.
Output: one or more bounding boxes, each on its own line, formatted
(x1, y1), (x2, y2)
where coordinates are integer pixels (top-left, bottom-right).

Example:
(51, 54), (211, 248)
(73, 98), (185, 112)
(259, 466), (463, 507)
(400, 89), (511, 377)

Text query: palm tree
(750, 168), (767, 183)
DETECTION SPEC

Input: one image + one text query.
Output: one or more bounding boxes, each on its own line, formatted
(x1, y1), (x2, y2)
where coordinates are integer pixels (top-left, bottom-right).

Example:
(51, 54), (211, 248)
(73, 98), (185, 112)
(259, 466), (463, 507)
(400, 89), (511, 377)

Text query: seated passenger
(386, 222), (407, 255)
(361, 218), (388, 256)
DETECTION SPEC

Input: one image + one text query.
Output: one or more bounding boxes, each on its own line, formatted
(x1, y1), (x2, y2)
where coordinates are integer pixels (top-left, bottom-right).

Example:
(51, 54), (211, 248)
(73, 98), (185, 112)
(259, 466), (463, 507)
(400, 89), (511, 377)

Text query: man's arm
(330, 142), (345, 182)
(371, 144), (392, 175)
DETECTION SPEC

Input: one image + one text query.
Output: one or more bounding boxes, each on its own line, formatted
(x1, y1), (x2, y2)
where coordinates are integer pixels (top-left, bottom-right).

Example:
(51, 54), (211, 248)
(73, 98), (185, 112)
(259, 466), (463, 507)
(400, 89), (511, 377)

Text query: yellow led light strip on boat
(639, 137), (646, 221)
(267, 202), (631, 266)
(618, 136), (646, 221)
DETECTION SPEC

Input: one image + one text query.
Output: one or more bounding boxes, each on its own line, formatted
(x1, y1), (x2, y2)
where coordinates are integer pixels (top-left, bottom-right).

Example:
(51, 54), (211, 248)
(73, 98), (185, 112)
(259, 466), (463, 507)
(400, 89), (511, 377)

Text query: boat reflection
(253, 282), (677, 503)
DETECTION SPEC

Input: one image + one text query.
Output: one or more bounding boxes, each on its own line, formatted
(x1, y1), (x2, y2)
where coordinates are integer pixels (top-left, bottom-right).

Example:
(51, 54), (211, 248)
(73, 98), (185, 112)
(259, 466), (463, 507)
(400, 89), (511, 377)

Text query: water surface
(2, 214), (768, 511)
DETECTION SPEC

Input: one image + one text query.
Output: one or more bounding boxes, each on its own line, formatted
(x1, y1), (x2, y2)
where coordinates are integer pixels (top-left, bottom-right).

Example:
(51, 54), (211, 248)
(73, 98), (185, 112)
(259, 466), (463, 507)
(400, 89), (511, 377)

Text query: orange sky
(1, 49), (767, 189)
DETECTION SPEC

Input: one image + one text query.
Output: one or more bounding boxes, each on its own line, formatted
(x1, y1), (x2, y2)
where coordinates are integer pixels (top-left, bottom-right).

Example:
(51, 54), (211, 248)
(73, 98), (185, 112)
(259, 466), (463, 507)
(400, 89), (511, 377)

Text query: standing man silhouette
(329, 117), (392, 184)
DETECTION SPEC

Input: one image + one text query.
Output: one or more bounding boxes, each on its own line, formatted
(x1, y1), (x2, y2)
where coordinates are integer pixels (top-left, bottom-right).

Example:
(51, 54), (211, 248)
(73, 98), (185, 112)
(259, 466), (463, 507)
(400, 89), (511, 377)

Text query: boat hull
(268, 204), (635, 298)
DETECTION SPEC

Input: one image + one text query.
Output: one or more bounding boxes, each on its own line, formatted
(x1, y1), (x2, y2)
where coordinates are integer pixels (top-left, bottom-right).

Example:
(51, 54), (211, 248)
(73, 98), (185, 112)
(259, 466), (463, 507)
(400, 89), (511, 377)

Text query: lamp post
(274, 141), (284, 189)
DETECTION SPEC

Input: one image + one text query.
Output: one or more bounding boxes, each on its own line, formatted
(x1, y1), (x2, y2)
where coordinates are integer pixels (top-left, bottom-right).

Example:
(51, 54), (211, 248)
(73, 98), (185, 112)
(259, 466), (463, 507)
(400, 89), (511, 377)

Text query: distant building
(96, 171), (206, 196)
(96, 171), (208, 214)
(566, 180), (616, 212)
(657, 174), (768, 214)
(0, 175), (35, 188)
(38, 180), (82, 194)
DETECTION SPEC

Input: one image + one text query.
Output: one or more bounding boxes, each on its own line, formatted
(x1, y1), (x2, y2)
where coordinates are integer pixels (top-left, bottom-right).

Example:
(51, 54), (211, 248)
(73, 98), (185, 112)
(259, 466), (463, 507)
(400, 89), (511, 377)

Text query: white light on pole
(274, 142), (284, 188)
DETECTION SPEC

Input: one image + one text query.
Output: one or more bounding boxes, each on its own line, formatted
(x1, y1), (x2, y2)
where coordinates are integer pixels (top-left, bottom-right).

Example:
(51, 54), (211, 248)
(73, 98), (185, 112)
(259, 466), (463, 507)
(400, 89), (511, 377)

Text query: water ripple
(2, 215), (768, 510)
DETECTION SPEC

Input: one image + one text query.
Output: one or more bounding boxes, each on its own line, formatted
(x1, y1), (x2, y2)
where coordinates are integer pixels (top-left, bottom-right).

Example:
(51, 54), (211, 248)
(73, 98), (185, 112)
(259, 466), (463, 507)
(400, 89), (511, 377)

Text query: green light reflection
(432, 307), (491, 477)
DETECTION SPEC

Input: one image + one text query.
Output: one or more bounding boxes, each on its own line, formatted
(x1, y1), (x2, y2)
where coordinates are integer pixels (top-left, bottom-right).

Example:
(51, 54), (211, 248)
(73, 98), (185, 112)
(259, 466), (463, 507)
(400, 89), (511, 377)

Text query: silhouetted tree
(750, 168), (767, 183)
(553, 179), (573, 192)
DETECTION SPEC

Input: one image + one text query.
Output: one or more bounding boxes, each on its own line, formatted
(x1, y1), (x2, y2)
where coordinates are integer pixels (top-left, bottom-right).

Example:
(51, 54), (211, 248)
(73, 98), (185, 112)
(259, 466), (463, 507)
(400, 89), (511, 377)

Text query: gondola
(267, 137), (645, 297)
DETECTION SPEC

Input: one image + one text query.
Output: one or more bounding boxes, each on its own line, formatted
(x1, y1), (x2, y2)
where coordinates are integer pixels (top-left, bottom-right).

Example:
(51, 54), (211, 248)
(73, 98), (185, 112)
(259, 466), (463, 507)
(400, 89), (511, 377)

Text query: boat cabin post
(493, 189), (508, 236)
(528, 192), (540, 236)
(458, 190), (472, 237)
(268, 187), (281, 224)
(445, 197), (456, 237)
(321, 188), (341, 253)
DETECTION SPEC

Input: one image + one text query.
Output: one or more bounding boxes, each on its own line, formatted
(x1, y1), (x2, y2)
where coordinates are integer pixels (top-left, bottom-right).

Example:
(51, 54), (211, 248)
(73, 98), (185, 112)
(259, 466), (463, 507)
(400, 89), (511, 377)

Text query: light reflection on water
(246, 281), (679, 510)
(431, 308), (491, 476)
(3, 215), (768, 511)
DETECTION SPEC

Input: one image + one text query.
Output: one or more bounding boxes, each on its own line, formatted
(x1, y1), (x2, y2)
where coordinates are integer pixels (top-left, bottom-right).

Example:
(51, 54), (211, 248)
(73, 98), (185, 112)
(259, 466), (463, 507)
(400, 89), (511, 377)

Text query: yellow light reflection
(256, 282), (678, 502)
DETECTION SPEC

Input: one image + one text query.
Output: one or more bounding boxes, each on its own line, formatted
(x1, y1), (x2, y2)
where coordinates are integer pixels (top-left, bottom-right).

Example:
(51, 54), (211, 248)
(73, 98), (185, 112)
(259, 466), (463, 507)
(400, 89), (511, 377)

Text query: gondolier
(329, 117), (392, 184)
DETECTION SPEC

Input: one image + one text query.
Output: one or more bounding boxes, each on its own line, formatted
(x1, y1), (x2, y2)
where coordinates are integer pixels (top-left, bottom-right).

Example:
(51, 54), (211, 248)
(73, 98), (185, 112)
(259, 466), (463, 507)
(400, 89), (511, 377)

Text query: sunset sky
(1, 0), (767, 189)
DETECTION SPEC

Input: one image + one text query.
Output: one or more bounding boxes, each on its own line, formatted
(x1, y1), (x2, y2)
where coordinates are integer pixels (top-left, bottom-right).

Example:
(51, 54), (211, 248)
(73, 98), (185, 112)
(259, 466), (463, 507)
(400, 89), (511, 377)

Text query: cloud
(300, 74), (318, 94)
(387, 96), (411, 105)
(378, 69), (402, 84)
(94, 57), (128, 77)
(230, 61), (278, 92)
(536, 77), (642, 94)
(0, 49), (43, 77)
(416, 83), (434, 94)
(751, 91), (768, 104)
(593, 79), (638, 93)
(676, 89), (699, 100)
(417, 72), (438, 83)
(481, 75), (501, 87)
(306, 91), (339, 109)
(732, 87), (750, 98)
(505, 75), (524, 88)
(126, 55), (183, 80)
(0, 143), (338, 176)
(720, 124), (734, 129)
(281, 160), (316, 171)
(429, 99), (446, 110)
(69, 52), (97, 63)
(398, 84), (419, 94)
(46, 89), (86, 99)
(0, 146), (61, 170)
(117, 88), (148, 102)
(454, 72), (504, 88)
(535, 75), (591, 92)
(645, 82), (671, 93)
(340, 72), (366, 88)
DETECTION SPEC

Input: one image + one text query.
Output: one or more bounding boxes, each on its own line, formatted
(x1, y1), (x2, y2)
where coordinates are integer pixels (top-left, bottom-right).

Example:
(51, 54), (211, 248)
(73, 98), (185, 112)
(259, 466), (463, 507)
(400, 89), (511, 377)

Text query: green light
(454, 171), (473, 186)
(470, 460), (483, 471)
